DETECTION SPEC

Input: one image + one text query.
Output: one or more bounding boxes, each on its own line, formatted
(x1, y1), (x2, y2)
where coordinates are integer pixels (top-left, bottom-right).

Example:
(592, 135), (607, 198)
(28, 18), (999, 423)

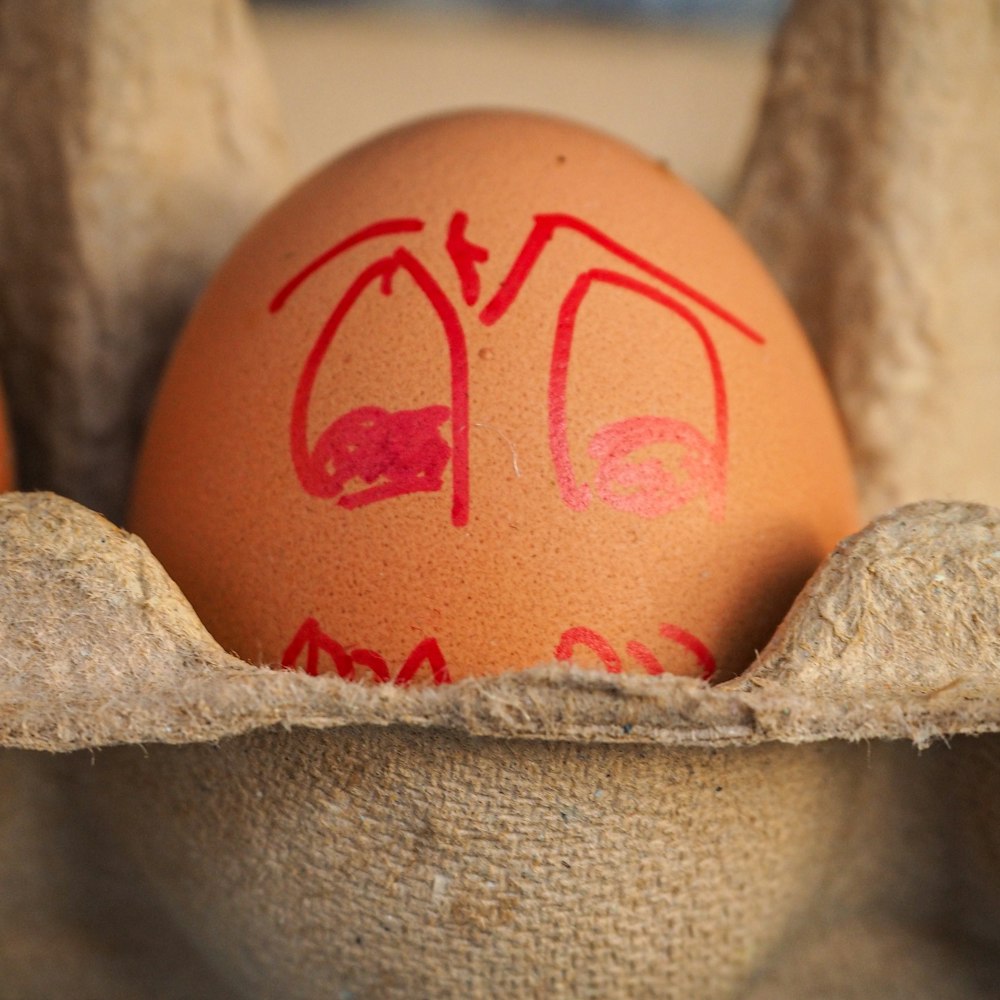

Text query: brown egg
(128, 109), (858, 685)
(0, 384), (15, 493)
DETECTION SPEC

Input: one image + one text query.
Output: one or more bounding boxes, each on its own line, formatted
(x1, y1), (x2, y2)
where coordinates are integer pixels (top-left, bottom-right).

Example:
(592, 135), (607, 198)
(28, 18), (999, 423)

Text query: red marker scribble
(269, 218), (424, 314)
(281, 617), (353, 678)
(658, 623), (716, 680)
(549, 268), (727, 520)
(556, 623), (716, 680)
(281, 618), (452, 685)
(347, 648), (392, 683)
(281, 245), (470, 527)
(478, 213), (761, 521)
(446, 211), (489, 306)
(555, 626), (624, 673)
(623, 640), (665, 676)
(310, 404), (452, 509)
(394, 636), (451, 686)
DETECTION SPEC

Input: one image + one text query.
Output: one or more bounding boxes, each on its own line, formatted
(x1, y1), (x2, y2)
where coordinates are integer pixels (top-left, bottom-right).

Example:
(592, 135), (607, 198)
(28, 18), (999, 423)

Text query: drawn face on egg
(272, 211), (765, 684)
(129, 111), (858, 685)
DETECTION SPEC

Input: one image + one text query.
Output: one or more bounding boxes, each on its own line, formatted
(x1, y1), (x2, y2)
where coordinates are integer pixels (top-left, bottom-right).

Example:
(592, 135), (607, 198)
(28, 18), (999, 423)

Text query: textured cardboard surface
(0, 489), (996, 996)
(0, 0), (290, 521)
(81, 729), (867, 1000)
(1, 491), (998, 754)
(735, 0), (1000, 518)
(0, 750), (240, 1000)
(11, 732), (1000, 998)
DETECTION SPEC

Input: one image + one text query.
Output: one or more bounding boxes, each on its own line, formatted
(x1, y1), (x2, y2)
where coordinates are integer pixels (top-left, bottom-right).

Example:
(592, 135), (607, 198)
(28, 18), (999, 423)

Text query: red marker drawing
(282, 615), (712, 685)
(553, 626), (624, 673)
(446, 210), (490, 307)
(270, 212), (750, 684)
(479, 214), (762, 522)
(281, 617), (452, 685)
(546, 268), (727, 520)
(556, 623), (716, 680)
(271, 209), (762, 526)
(273, 230), (470, 527)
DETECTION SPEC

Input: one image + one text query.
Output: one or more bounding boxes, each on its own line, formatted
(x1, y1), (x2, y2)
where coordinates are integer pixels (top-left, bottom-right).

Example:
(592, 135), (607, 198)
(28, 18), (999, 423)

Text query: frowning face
(129, 110), (858, 684)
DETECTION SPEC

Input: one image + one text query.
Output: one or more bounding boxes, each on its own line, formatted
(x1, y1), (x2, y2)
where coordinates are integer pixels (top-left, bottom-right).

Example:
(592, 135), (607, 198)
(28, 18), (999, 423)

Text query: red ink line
(281, 617), (354, 678)
(555, 626), (623, 673)
(290, 256), (396, 499)
(395, 637), (452, 686)
(399, 251), (471, 527)
(624, 640), (665, 676)
(275, 209), (756, 530)
(480, 213), (764, 346)
(553, 623), (715, 679)
(282, 620), (451, 685)
(659, 623), (716, 680)
(548, 268), (728, 520)
(479, 216), (555, 326)
(445, 211), (489, 307)
(289, 247), (471, 526)
(348, 647), (391, 683)
(270, 218), (424, 313)
(548, 274), (591, 511)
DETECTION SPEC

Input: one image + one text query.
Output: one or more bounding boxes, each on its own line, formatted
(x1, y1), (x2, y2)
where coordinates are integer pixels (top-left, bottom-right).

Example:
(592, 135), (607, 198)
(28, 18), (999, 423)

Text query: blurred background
(250, 0), (787, 203)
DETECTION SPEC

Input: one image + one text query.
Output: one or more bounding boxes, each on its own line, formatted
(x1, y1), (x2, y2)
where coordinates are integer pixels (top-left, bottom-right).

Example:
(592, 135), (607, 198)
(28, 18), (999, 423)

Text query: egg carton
(1, 1), (999, 998)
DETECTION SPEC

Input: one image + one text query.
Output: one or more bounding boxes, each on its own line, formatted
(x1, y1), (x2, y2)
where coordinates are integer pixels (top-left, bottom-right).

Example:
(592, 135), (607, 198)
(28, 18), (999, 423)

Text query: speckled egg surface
(128, 109), (858, 685)
(0, 385), (15, 493)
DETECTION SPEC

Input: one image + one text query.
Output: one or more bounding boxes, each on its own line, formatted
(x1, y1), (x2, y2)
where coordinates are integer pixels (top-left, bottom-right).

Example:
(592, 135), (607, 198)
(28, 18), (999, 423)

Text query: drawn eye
(549, 268), (727, 521)
(289, 247), (471, 526)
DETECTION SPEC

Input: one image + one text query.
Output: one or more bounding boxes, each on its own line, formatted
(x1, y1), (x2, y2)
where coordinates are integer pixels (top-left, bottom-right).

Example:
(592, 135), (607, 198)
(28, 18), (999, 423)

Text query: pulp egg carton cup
(2, 1), (1000, 998)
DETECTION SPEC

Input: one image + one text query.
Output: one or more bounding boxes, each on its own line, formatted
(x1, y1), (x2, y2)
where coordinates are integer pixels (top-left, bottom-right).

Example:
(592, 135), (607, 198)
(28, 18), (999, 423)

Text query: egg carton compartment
(2, 0), (999, 998)
(1, 491), (999, 998)
(1, 491), (999, 753)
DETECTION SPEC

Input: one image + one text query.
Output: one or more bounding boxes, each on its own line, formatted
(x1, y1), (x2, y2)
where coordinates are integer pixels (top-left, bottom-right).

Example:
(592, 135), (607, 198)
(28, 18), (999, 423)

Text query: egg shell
(0, 384), (15, 493)
(128, 109), (858, 684)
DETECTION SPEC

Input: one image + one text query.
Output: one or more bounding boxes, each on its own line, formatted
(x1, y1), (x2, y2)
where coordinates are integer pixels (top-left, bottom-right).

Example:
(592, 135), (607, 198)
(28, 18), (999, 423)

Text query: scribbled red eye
(546, 267), (730, 522)
(288, 245), (470, 526)
(587, 415), (721, 519)
(309, 404), (452, 507)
